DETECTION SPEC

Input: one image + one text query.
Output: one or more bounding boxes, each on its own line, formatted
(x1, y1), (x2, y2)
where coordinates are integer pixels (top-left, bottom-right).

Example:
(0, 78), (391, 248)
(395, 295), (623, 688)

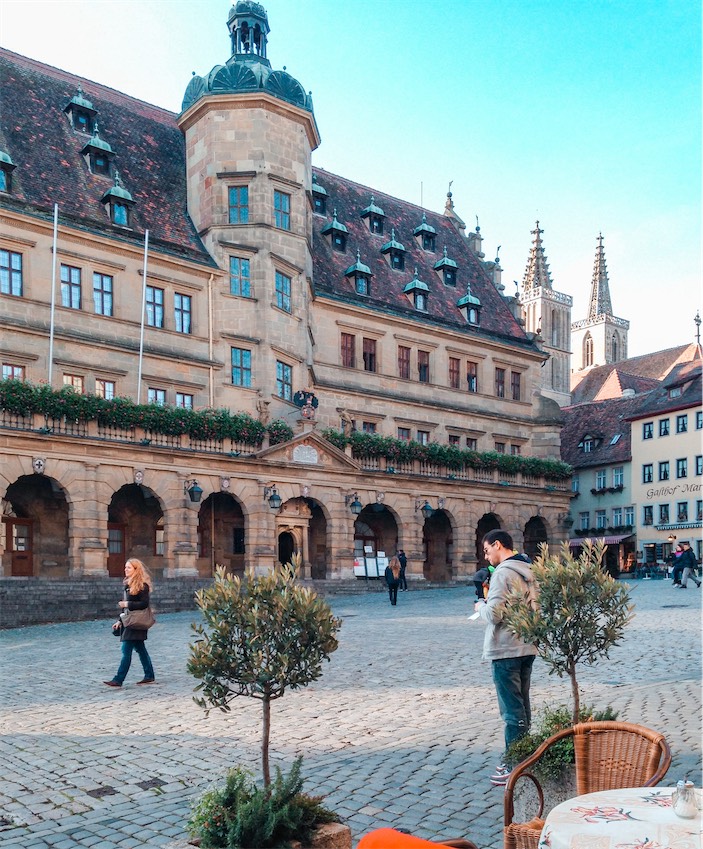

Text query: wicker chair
(503, 721), (671, 849)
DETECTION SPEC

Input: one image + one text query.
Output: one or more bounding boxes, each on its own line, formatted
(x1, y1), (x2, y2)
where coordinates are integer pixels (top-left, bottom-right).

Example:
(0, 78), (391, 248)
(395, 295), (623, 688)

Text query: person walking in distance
(397, 549), (408, 591)
(385, 555), (402, 606)
(104, 558), (156, 687)
(678, 540), (701, 588)
(475, 529), (538, 786)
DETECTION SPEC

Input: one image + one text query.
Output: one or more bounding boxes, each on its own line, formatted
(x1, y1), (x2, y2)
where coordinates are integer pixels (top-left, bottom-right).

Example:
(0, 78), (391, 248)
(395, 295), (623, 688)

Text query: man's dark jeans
(491, 654), (535, 755)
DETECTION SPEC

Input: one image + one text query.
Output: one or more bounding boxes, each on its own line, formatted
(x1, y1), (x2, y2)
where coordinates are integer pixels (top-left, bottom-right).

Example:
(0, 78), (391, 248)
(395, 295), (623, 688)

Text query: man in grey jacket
(475, 529), (538, 786)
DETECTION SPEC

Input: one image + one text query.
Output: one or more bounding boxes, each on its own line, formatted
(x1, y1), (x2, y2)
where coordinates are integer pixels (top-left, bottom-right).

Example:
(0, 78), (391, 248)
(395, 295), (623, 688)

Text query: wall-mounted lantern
(184, 479), (203, 503)
(345, 492), (363, 515)
(415, 498), (434, 520)
(264, 484), (282, 510)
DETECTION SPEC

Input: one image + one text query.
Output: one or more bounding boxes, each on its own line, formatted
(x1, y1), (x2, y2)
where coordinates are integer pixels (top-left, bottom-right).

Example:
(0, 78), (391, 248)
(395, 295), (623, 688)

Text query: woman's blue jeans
(491, 655), (535, 755)
(114, 640), (154, 684)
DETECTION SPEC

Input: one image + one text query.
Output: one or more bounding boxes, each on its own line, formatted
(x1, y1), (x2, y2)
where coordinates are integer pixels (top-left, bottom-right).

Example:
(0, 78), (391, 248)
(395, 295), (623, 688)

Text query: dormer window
(345, 251), (372, 297)
(81, 123), (115, 177)
(311, 174), (327, 215)
(403, 268), (429, 312)
(414, 212), (436, 251)
(321, 209), (348, 252)
(434, 246), (457, 286)
(63, 85), (97, 134)
(360, 196), (385, 235)
(101, 171), (135, 228)
(457, 283), (481, 325)
(0, 150), (16, 194)
(380, 229), (406, 271)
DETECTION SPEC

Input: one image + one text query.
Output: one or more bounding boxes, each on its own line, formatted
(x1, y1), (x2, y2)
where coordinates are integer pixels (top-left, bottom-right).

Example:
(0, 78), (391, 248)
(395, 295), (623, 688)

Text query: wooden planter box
(164, 822), (352, 849)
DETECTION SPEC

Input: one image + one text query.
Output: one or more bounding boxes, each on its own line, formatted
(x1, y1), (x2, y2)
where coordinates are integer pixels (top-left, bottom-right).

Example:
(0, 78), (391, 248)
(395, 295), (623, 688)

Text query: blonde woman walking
(104, 558), (155, 687)
(385, 556), (402, 606)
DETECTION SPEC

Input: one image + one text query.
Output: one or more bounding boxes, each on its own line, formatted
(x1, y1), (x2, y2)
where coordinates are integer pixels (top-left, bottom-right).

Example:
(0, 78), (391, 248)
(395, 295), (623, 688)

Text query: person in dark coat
(678, 540), (701, 588)
(397, 549), (408, 590)
(385, 556), (402, 605)
(104, 558), (155, 687)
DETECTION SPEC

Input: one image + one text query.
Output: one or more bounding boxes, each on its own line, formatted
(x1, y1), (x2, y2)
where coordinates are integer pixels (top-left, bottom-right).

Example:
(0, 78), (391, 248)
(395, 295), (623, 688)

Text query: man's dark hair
(482, 529), (514, 550)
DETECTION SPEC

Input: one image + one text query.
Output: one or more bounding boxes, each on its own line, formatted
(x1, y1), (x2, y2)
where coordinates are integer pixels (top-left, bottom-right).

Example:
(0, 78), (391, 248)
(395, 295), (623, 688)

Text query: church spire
(588, 233), (613, 319)
(522, 220), (553, 293)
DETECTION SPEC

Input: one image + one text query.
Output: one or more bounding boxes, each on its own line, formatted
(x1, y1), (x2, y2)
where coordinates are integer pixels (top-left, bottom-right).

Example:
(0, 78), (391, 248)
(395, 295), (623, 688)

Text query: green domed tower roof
(181, 1), (315, 118)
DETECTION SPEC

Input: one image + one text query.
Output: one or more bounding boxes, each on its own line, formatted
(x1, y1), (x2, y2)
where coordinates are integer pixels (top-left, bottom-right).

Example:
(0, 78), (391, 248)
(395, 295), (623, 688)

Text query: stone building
(520, 221), (573, 407)
(0, 2), (571, 583)
(571, 234), (630, 383)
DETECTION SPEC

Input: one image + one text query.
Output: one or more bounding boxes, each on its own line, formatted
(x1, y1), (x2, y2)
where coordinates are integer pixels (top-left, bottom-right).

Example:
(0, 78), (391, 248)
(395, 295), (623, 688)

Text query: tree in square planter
(501, 541), (632, 820)
(184, 556), (346, 849)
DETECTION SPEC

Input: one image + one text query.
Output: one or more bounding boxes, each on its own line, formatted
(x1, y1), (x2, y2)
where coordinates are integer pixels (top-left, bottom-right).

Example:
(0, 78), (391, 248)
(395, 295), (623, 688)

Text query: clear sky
(2, 0), (700, 357)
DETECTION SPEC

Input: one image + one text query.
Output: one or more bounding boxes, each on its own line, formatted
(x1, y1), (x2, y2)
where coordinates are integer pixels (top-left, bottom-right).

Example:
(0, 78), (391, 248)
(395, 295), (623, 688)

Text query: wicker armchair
(504, 721), (671, 849)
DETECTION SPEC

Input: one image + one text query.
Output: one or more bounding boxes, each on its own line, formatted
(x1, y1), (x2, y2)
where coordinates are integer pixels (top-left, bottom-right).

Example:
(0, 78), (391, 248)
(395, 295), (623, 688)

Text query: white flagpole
(136, 229), (149, 404)
(47, 203), (59, 385)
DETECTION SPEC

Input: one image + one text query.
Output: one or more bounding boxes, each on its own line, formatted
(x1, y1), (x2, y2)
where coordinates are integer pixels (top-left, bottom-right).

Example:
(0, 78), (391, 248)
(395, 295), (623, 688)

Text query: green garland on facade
(321, 428), (572, 481)
(0, 379), (284, 447)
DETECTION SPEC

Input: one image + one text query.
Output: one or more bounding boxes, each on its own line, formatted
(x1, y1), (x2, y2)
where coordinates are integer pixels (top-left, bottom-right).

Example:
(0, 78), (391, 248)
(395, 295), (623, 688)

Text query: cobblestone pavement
(1, 578), (701, 849)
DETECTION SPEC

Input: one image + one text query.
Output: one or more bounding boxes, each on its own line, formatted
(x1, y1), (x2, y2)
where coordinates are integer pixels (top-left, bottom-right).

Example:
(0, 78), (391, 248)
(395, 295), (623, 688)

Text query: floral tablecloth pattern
(539, 787), (701, 849)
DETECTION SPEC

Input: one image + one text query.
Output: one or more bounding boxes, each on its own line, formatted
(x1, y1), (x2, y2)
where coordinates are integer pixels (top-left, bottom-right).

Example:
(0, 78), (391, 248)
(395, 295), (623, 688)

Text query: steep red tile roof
(311, 169), (537, 349)
(570, 343), (699, 405)
(627, 359), (702, 421)
(560, 394), (645, 469)
(0, 48), (214, 266)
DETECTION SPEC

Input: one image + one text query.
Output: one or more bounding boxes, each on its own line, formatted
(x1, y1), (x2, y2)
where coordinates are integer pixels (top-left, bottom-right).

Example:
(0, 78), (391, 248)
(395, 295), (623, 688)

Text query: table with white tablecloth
(538, 787), (701, 849)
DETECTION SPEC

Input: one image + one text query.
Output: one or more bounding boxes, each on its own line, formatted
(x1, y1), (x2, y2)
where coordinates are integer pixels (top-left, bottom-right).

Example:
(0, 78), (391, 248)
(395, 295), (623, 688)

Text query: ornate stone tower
(178, 1), (320, 411)
(571, 234), (629, 379)
(520, 222), (573, 406)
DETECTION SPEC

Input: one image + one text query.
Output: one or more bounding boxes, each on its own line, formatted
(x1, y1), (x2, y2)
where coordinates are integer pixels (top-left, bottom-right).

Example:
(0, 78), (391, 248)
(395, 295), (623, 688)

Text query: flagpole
(47, 204), (59, 385)
(136, 229), (149, 404)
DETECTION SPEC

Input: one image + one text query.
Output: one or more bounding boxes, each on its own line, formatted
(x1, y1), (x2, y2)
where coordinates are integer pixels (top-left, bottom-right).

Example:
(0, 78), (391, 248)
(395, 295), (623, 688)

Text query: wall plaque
(292, 444), (319, 465)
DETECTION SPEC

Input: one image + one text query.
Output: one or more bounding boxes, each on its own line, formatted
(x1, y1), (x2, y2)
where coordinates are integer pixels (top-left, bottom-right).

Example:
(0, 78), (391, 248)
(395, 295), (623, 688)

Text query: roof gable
(561, 395), (645, 468)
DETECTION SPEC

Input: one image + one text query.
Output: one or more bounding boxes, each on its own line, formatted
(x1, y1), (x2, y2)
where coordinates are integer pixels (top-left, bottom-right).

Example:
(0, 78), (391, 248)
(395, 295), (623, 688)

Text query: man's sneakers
(490, 763), (512, 786)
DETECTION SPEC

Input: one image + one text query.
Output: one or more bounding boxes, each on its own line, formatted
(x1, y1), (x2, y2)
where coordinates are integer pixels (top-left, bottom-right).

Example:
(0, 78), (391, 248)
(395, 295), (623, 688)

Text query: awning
(568, 534), (634, 547)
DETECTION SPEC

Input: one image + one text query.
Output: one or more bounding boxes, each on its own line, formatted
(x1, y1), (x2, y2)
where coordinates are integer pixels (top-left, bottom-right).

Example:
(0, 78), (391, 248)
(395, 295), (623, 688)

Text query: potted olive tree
(502, 541), (632, 815)
(171, 556), (347, 849)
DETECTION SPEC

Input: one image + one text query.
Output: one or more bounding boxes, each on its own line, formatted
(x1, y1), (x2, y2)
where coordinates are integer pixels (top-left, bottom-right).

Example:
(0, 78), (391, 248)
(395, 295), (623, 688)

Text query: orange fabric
(358, 829), (441, 849)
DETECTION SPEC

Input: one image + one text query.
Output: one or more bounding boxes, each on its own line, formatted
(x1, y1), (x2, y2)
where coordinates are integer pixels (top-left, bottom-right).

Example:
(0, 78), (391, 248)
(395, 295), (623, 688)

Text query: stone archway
(197, 492), (245, 576)
(476, 513), (501, 566)
(354, 503), (399, 565)
(423, 509), (453, 582)
(523, 516), (548, 561)
(2, 474), (69, 576)
(107, 484), (163, 577)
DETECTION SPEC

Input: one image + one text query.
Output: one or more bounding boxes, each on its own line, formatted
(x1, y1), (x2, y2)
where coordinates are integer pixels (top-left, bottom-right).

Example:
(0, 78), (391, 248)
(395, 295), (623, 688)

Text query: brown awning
(568, 534), (634, 547)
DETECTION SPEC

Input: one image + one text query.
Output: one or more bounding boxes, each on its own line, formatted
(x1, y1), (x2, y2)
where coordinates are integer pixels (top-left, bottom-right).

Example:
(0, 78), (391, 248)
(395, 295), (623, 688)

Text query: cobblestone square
(1, 579), (700, 848)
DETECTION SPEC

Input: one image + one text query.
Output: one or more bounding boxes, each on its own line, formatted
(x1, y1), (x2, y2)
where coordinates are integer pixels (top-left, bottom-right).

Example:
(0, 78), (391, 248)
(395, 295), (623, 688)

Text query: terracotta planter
(164, 821), (352, 849)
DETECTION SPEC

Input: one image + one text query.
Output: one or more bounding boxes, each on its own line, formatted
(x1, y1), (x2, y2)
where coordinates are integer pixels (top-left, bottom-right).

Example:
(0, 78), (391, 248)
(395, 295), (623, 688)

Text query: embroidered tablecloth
(538, 787), (701, 849)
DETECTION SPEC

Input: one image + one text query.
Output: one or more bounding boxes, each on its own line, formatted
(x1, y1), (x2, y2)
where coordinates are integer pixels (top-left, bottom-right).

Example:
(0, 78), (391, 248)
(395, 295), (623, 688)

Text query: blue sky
(2, 0), (700, 356)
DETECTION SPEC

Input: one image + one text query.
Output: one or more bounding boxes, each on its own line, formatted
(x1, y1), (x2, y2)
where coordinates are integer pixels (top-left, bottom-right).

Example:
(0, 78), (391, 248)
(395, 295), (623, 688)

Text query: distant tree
(503, 541), (633, 724)
(189, 555), (341, 785)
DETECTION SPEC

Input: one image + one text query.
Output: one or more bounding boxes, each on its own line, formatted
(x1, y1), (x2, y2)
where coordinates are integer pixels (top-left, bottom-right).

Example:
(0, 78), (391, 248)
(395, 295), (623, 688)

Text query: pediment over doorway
(255, 429), (360, 471)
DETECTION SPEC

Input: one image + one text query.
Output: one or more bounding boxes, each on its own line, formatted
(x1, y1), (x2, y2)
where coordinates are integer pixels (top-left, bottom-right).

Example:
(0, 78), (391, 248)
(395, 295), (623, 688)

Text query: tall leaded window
(418, 350), (430, 383)
(175, 293), (192, 334)
(93, 272), (113, 316)
(643, 505), (653, 525)
(398, 346), (410, 379)
(341, 333), (355, 368)
(676, 458), (688, 479)
(511, 371), (521, 401)
(659, 504), (669, 524)
(176, 392), (193, 409)
(276, 360), (292, 400)
(2, 363), (25, 380)
(231, 347), (252, 387)
(275, 271), (291, 312)
(495, 367), (505, 398)
(0, 249), (23, 296)
(659, 418), (670, 437)
(613, 466), (624, 486)
(643, 422), (653, 439)
(658, 461), (669, 481)
(96, 379), (115, 399)
(449, 357), (460, 389)
(467, 362), (478, 393)
(146, 286), (164, 328)
(274, 190), (291, 230)
(596, 470), (606, 489)
(398, 427), (411, 441)
(229, 257), (251, 296)
(642, 464), (653, 483)
(596, 510), (607, 529)
(362, 338), (377, 373)
(60, 264), (82, 309)
(676, 414), (688, 433)
(228, 186), (249, 224)
(63, 374), (84, 392)
(147, 387), (166, 405)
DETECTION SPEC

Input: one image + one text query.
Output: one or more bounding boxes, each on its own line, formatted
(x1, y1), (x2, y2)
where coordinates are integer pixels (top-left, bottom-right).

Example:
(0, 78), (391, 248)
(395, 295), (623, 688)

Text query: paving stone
(0, 581), (700, 849)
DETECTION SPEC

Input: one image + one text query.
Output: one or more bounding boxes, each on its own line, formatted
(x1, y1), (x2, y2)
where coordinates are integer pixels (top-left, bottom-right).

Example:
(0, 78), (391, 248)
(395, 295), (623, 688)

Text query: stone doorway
(107, 484), (163, 575)
(423, 509), (453, 581)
